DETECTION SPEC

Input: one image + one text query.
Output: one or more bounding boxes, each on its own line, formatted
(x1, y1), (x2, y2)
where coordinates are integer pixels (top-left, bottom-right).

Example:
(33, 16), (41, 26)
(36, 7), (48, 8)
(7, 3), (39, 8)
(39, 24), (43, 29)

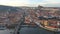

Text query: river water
(19, 26), (60, 34)
(0, 29), (14, 34)
(0, 27), (60, 34)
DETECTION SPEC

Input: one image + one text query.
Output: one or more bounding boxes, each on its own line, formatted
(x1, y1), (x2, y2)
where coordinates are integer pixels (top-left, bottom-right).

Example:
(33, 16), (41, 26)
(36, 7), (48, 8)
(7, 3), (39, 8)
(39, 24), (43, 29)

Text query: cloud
(0, 0), (60, 7)
(0, 0), (30, 6)
(34, 0), (60, 7)
(27, 0), (60, 7)
(43, 0), (60, 4)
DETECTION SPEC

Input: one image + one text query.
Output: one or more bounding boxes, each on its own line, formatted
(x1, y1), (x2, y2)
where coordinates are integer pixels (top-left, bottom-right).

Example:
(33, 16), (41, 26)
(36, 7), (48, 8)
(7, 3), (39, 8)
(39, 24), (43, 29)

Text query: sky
(0, 0), (60, 7)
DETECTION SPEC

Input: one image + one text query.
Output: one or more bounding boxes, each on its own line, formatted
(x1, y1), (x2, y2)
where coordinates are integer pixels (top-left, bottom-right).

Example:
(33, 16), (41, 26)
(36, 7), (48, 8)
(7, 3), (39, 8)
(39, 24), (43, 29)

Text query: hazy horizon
(0, 0), (60, 7)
